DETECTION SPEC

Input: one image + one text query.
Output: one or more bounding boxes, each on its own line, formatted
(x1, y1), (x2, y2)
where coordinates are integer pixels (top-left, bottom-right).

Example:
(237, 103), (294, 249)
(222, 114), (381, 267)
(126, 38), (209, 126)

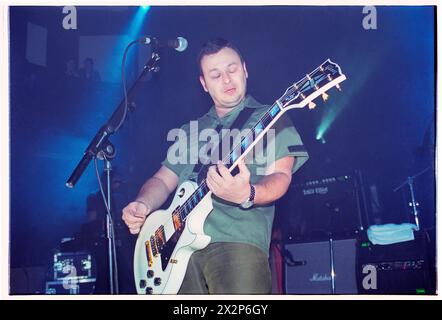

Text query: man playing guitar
(122, 38), (309, 294)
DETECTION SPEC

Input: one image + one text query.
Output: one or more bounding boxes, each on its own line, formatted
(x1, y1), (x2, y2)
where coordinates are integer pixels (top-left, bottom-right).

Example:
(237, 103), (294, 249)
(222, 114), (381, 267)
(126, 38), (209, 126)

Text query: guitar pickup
(155, 225), (166, 252)
(145, 240), (153, 267)
(172, 210), (183, 231)
(150, 236), (158, 257)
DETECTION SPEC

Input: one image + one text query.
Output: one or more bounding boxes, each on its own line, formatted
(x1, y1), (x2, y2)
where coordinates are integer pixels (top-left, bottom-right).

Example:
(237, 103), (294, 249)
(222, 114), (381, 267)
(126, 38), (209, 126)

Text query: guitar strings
(175, 103), (279, 221)
(174, 64), (334, 223)
(150, 62), (339, 249)
(176, 66), (335, 220)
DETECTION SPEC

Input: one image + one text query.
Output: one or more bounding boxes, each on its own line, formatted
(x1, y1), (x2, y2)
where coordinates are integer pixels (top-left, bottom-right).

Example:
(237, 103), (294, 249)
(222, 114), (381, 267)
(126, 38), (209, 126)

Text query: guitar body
(133, 180), (213, 294)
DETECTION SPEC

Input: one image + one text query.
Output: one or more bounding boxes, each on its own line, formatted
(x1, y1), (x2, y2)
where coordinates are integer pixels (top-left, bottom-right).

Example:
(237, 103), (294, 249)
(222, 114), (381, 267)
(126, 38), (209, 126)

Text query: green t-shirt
(161, 95), (309, 256)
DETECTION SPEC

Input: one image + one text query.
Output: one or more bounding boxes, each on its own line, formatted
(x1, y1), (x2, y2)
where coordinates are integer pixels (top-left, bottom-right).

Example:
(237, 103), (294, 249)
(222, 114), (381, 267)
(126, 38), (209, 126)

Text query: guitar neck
(224, 102), (283, 173)
(177, 102), (285, 222)
(177, 58), (346, 223)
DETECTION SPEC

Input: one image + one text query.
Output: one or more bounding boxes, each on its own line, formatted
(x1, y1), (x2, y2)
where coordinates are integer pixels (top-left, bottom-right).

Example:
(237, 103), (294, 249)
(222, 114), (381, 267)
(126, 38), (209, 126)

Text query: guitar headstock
(277, 59), (346, 111)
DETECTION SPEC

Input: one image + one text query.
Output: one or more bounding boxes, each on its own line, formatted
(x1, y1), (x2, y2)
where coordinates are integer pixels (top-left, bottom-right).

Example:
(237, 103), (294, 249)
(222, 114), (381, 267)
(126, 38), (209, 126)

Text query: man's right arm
(122, 165), (179, 234)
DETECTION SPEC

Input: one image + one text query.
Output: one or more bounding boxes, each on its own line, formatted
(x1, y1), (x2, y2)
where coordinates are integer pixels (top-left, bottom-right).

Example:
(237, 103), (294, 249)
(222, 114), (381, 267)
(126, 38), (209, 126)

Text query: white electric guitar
(133, 59), (346, 294)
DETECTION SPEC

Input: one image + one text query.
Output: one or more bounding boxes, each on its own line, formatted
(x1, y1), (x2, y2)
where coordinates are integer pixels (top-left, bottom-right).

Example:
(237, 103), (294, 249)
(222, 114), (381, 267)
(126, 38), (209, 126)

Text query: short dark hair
(197, 38), (244, 76)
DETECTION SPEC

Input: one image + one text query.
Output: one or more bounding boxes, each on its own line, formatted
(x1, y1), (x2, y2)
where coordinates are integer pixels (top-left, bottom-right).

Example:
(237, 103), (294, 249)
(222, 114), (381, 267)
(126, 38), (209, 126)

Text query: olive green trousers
(178, 242), (271, 294)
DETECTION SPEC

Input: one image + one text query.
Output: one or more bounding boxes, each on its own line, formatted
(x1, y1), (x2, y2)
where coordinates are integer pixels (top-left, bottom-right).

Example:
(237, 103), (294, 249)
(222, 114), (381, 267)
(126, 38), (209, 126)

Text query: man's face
(199, 47), (248, 111)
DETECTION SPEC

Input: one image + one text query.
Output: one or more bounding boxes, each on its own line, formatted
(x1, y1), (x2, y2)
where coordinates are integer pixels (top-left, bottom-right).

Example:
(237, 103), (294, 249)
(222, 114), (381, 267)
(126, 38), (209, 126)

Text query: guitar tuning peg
(322, 92), (329, 102)
(308, 101), (317, 109)
(335, 84), (342, 91)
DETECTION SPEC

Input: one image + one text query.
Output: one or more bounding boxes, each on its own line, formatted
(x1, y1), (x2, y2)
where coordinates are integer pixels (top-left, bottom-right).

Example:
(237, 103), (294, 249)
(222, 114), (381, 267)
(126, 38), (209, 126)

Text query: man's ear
(199, 75), (209, 92)
(243, 62), (249, 79)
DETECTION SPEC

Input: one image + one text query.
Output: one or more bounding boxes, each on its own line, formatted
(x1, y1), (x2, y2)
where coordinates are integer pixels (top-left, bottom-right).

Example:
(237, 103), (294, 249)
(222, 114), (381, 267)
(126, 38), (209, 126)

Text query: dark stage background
(9, 6), (435, 293)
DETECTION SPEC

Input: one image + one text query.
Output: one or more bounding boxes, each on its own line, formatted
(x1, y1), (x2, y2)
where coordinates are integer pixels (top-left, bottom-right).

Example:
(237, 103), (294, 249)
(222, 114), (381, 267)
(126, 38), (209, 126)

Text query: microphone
(140, 36), (188, 52)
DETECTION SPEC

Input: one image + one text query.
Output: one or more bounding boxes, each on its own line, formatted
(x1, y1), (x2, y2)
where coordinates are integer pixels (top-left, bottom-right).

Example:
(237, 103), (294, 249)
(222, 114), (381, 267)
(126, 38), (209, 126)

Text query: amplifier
(284, 238), (358, 294)
(356, 231), (435, 294)
(276, 173), (366, 242)
(53, 251), (94, 281)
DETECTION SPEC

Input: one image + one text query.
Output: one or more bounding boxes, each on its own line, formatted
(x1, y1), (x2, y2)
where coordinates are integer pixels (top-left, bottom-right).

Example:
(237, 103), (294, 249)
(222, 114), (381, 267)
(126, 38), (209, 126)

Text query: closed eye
(209, 72), (221, 79)
(228, 64), (238, 73)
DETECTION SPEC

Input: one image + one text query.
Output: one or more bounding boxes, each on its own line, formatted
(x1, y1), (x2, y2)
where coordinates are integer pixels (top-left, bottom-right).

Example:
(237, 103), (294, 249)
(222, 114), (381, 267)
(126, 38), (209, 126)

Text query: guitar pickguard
(159, 226), (184, 271)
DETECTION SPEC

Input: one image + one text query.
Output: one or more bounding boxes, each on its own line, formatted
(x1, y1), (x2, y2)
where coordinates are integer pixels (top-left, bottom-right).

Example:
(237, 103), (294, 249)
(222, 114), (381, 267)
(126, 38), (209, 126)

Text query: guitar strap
(193, 107), (256, 184)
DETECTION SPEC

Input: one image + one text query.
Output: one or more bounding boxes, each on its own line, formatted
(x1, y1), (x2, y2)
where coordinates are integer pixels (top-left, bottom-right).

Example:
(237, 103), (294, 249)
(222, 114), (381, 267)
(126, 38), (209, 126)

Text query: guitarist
(122, 38), (309, 294)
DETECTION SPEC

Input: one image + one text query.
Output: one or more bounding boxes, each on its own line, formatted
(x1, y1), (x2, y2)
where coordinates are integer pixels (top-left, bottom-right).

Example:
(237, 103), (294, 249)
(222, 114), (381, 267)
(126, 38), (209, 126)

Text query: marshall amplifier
(284, 238), (358, 294)
(276, 173), (367, 242)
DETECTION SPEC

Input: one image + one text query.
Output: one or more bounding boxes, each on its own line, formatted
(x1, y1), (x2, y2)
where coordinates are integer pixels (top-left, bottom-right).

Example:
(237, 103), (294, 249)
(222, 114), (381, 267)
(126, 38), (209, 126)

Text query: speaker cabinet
(284, 238), (358, 294)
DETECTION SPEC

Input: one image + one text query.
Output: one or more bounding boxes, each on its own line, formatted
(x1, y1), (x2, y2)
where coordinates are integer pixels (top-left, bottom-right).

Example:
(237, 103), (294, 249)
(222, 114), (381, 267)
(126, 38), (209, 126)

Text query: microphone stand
(393, 166), (431, 231)
(66, 50), (161, 294)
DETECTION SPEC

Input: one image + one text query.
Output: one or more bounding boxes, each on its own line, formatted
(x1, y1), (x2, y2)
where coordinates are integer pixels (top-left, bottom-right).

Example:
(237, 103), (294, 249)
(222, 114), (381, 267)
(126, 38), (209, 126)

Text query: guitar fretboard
(171, 59), (345, 229)
(172, 102), (283, 227)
